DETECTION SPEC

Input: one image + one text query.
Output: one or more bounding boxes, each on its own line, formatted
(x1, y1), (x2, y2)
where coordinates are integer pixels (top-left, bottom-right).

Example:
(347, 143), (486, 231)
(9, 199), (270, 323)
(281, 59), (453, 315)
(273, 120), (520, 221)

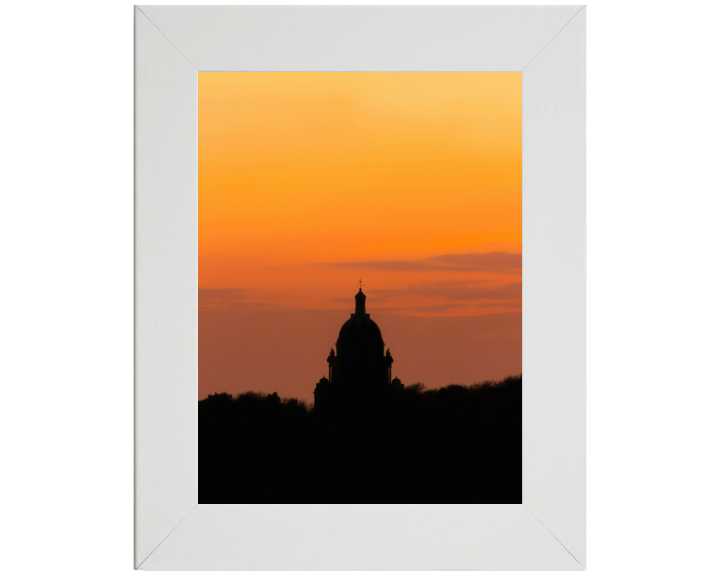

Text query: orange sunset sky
(199, 72), (521, 401)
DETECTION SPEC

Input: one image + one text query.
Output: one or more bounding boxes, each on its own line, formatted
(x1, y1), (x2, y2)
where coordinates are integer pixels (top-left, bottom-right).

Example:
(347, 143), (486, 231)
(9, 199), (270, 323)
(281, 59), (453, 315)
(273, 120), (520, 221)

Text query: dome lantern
(355, 288), (366, 314)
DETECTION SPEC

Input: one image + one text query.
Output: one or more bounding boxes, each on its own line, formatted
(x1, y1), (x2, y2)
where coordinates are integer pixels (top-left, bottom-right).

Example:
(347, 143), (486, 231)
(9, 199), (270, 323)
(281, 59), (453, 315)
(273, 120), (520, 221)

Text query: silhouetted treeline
(199, 375), (521, 504)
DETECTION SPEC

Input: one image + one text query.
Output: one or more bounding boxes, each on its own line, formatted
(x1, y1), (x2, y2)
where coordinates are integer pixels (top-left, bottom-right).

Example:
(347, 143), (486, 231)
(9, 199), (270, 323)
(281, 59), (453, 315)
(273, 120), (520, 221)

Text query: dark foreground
(199, 375), (521, 504)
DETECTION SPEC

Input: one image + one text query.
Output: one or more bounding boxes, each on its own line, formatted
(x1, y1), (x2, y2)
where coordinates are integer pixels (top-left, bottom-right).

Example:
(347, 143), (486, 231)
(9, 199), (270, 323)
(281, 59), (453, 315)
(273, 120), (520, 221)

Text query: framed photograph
(135, 5), (585, 570)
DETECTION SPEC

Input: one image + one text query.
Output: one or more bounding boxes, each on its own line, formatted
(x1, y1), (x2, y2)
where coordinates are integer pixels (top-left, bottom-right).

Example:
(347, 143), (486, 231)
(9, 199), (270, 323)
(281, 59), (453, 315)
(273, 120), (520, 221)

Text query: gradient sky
(199, 72), (521, 401)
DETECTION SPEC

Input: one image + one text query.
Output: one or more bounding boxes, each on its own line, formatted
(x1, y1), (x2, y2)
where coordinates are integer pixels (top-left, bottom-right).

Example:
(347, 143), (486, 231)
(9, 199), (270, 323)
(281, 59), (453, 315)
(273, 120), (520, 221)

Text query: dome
(337, 313), (384, 349)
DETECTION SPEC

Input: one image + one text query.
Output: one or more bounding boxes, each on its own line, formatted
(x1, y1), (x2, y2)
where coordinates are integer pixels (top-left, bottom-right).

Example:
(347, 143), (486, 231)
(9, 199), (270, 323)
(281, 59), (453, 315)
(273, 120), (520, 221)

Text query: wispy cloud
(474, 301), (522, 310)
(315, 251), (521, 274)
(373, 282), (522, 303)
(199, 288), (248, 307)
(199, 289), (310, 311)
(373, 300), (522, 317)
(374, 303), (466, 315)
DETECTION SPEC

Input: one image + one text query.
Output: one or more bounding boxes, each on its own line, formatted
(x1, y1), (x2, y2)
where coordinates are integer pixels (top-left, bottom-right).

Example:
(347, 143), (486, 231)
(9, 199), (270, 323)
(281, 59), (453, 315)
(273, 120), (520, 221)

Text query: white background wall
(1, 1), (718, 574)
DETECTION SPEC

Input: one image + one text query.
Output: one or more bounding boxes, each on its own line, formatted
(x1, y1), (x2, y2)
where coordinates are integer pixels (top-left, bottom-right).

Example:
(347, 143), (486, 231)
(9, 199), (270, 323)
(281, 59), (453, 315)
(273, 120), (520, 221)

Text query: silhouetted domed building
(314, 288), (402, 410)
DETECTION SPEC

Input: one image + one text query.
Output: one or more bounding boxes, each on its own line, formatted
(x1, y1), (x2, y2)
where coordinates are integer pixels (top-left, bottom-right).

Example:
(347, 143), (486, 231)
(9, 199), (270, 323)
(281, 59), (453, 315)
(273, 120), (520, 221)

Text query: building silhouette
(314, 288), (403, 410)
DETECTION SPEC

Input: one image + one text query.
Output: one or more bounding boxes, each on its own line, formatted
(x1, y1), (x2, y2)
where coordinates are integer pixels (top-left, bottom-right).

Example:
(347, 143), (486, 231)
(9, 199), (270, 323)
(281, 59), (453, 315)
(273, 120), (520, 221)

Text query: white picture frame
(134, 5), (586, 570)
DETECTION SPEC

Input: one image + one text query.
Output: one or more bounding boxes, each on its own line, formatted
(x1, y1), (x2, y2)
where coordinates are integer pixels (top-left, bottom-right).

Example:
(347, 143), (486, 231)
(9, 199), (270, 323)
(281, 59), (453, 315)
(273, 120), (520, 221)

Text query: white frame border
(134, 5), (586, 570)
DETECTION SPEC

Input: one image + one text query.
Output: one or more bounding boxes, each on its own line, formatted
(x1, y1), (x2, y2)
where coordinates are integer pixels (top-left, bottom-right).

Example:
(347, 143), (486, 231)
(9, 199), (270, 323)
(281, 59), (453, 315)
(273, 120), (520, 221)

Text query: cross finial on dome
(357, 278), (363, 291)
